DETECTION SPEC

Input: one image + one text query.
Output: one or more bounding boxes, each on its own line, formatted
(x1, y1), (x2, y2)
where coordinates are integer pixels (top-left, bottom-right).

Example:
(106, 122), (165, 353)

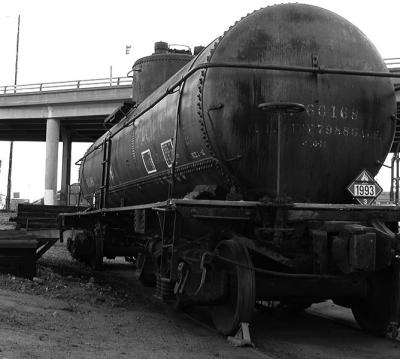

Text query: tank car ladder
(391, 150), (400, 204)
(390, 108), (400, 204)
(154, 206), (181, 300)
(153, 80), (182, 299)
(99, 136), (112, 209)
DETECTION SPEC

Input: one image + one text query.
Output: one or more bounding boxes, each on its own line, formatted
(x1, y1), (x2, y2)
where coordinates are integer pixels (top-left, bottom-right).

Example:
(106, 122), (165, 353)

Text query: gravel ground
(0, 211), (16, 230)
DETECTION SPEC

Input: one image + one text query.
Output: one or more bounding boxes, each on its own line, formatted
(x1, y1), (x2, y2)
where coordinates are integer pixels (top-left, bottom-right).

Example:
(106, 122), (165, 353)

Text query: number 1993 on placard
(353, 184), (376, 197)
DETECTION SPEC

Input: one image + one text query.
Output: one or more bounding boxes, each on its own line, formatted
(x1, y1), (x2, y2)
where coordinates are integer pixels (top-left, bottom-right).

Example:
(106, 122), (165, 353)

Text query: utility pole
(6, 14), (20, 211)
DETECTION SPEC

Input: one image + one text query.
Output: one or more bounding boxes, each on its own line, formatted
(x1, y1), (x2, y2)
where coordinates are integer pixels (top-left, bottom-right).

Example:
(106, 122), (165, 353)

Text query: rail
(0, 76), (132, 95)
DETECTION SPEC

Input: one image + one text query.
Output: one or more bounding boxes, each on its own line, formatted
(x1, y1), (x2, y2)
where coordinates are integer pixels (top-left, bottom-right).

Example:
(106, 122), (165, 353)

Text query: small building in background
(375, 191), (392, 205)
(8, 192), (29, 211)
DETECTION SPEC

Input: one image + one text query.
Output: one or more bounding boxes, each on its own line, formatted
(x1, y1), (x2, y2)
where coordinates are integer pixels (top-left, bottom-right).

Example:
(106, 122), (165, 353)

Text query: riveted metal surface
(201, 4), (395, 203)
(132, 53), (193, 104)
(80, 4), (396, 207)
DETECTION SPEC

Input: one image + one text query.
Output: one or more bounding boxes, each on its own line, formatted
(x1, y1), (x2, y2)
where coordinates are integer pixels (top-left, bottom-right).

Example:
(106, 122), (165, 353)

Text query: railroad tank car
(79, 4), (394, 207)
(61, 4), (400, 339)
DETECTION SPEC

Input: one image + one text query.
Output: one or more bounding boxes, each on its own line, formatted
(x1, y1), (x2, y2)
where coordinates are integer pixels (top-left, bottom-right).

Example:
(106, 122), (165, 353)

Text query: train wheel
(351, 269), (392, 336)
(210, 240), (255, 335)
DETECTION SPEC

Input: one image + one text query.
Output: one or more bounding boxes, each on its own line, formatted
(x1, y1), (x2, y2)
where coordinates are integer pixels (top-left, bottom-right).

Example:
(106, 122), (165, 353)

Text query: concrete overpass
(0, 77), (133, 205)
(0, 77), (132, 142)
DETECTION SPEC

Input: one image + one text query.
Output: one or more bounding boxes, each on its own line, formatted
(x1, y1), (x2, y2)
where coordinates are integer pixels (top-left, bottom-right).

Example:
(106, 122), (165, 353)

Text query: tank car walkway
(0, 77), (132, 205)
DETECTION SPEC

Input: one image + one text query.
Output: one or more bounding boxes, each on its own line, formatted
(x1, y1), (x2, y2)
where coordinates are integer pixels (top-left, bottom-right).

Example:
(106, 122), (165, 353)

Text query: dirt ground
(0, 243), (260, 359)
(0, 213), (255, 358)
(0, 213), (399, 358)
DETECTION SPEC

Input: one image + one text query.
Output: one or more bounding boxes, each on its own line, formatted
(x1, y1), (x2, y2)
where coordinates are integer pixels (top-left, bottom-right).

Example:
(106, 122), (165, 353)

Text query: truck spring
(154, 276), (174, 301)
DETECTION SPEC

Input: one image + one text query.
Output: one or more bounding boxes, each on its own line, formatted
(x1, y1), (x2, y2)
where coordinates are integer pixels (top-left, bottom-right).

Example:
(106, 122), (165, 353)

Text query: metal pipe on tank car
(391, 155), (395, 203)
(397, 154), (400, 205)
(194, 251), (341, 279)
(168, 83), (184, 200)
(277, 115), (281, 198)
(258, 102), (306, 200)
(193, 251), (367, 298)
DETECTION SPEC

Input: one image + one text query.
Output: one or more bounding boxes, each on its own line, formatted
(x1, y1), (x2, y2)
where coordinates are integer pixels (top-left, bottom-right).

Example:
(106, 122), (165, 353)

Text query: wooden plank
(0, 240), (37, 249)
(0, 230), (36, 239)
(15, 204), (87, 230)
(17, 204), (86, 212)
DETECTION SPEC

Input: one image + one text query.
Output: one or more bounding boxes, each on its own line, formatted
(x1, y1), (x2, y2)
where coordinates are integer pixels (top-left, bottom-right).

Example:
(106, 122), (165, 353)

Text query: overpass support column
(60, 131), (71, 205)
(44, 118), (60, 205)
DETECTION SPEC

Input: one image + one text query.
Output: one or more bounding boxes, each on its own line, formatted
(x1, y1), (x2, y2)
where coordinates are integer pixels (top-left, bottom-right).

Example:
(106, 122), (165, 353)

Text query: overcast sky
(0, 0), (399, 201)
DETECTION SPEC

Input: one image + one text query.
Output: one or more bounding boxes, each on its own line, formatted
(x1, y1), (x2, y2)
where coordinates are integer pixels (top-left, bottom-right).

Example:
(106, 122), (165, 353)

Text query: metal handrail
(385, 58), (400, 70)
(0, 76), (132, 95)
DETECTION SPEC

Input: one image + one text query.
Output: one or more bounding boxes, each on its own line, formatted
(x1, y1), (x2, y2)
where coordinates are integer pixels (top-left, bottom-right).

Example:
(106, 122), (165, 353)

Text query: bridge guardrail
(385, 58), (400, 71)
(2, 60), (399, 95)
(0, 77), (132, 95)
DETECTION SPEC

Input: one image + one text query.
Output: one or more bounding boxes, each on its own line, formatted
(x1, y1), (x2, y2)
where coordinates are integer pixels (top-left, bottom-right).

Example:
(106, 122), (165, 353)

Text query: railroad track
(180, 310), (277, 359)
(306, 304), (400, 342)
(179, 300), (400, 359)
